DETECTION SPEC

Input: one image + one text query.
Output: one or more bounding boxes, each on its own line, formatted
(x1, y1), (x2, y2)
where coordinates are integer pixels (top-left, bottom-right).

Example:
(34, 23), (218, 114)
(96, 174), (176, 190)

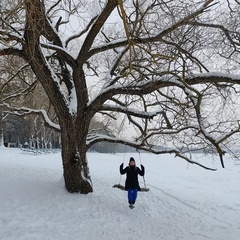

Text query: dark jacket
(120, 163), (145, 190)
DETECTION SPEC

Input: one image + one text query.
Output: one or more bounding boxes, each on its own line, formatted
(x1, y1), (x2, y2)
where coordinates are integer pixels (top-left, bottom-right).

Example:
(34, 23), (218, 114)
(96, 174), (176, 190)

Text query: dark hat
(129, 157), (135, 162)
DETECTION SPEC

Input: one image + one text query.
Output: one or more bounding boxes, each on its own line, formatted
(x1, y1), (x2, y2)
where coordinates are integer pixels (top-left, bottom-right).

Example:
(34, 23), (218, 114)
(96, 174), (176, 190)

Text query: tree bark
(0, 103), (4, 147)
(0, 127), (3, 147)
(61, 117), (93, 193)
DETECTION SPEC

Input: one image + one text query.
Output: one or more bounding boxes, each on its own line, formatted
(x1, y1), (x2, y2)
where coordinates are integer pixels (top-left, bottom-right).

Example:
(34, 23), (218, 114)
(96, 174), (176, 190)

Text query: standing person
(120, 157), (145, 209)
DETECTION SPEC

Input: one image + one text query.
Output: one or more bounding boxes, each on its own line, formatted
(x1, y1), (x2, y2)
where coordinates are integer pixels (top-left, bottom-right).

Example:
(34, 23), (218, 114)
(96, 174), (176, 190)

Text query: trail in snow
(146, 183), (233, 227)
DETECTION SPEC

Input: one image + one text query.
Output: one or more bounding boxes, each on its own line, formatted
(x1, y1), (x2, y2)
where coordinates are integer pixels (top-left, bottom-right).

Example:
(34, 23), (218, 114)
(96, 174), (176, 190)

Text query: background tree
(0, 55), (60, 148)
(0, 55), (33, 146)
(1, 0), (240, 193)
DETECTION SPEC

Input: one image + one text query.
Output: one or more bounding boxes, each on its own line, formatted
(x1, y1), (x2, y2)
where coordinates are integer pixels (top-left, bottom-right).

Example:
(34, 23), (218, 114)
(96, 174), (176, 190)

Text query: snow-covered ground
(0, 147), (239, 240)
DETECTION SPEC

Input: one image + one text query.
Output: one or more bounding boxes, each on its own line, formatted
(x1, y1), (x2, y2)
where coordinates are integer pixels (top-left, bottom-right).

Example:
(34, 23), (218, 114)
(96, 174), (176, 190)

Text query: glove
(140, 164), (144, 168)
(120, 163), (124, 168)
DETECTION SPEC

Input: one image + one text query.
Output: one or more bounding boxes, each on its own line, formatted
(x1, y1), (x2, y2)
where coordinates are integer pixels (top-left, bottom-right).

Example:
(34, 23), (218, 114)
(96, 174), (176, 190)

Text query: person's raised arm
(120, 163), (128, 174)
(138, 164), (145, 176)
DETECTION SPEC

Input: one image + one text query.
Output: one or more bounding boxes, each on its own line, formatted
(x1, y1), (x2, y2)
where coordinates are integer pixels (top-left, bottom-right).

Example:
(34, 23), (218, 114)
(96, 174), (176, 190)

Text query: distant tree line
(3, 113), (122, 152)
(3, 114), (61, 149)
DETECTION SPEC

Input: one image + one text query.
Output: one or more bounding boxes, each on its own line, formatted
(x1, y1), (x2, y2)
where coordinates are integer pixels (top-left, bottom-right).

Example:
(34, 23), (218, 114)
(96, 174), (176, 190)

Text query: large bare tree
(1, 0), (240, 193)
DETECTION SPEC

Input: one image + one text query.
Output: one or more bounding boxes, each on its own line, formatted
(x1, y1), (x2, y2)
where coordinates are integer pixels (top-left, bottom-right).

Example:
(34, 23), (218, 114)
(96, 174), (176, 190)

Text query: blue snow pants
(128, 188), (138, 204)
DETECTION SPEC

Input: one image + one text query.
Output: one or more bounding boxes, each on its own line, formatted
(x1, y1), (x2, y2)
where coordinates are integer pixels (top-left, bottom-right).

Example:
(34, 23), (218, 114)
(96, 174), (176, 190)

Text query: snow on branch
(98, 104), (158, 119)
(88, 71), (240, 121)
(0, 29), (24, 48)
(40, 42), (75, 66)
(2, 104), (60, 132)
(186, 72), (240, 85)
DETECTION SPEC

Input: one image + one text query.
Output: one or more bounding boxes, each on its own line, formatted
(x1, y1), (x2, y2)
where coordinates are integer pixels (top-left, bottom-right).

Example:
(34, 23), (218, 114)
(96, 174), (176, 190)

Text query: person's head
(129, 157), (135, 166)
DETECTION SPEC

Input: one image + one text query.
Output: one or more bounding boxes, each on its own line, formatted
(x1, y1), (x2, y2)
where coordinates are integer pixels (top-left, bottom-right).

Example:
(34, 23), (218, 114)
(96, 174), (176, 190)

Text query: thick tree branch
(77, 0), (118, 65)
(86, 135), (217, 170)
(99, 104), (158, 119)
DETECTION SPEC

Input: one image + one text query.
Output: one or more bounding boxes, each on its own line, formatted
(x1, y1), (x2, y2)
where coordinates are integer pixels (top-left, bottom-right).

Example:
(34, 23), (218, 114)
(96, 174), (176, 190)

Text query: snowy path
(0, 149), (239, 240)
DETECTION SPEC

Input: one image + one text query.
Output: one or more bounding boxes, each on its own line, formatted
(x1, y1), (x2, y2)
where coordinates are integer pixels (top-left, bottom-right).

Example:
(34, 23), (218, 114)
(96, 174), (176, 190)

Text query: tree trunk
(61, 118), (93, 194)
(0, 127), (3, 147)
(0, 105), (4, 147)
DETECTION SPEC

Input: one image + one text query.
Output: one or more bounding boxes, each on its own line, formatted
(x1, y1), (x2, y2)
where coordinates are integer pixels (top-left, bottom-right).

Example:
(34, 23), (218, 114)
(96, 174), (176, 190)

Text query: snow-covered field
(0, 147), (239, 240)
